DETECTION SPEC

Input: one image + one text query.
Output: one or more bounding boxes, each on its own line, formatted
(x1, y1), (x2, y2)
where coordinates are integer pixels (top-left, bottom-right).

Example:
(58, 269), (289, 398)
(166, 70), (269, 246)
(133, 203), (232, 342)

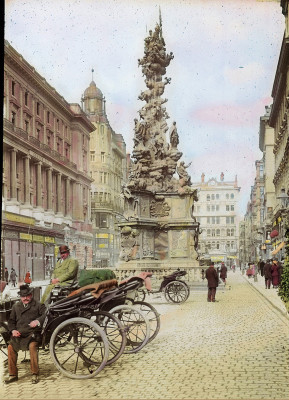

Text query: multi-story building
(81, 78), (127, 268)
(191, 173), (241, 266)
(2, 40), (95, 282)
(267, 0), (289, 258)
(259, 105), (276, 259)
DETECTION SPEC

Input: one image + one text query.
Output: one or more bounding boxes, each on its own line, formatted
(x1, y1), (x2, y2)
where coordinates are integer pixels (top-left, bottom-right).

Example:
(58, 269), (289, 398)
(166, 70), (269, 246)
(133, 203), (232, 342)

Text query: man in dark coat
(263, 259), (272, 289)
(205, 262), (219, 302)
(220, 262), (227, 285)
(4, 267), (9, 284)
(5, 284), (46, 385)
(259, 260), (265, 277)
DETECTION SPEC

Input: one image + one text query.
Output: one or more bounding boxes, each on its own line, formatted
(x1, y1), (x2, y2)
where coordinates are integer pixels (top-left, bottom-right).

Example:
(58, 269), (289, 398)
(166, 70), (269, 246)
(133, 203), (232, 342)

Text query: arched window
(207, 194), (210, 201)
(216, 229), (220, 236)
(226, 193), (229, 199)
(230, 193), (234, 199)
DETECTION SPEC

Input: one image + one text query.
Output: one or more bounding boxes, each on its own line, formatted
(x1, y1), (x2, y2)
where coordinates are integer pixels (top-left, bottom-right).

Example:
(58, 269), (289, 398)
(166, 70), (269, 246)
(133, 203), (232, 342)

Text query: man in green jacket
(41, 245), (79, 304)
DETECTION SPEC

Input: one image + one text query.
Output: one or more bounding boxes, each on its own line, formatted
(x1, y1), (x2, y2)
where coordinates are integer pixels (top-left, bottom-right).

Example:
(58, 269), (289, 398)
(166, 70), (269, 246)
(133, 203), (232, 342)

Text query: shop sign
(32, 234), (44, 242)
(20, 233), (32, 241)
(4, 211), (35, 226)
(96, 233), (109, 239)
(211, 256), (224, 261)
(228, 256), (237, 259)
(44, 236), (55, 243)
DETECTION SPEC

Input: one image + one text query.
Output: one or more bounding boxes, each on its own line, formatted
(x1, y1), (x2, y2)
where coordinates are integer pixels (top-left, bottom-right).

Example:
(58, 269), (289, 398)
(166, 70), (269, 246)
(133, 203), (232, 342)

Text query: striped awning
(271, 241), (285, 255)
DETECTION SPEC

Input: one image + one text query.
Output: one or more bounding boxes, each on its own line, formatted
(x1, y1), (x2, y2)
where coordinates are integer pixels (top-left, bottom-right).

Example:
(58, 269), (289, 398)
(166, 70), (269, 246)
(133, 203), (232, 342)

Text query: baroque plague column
(117, 15), (200, 279)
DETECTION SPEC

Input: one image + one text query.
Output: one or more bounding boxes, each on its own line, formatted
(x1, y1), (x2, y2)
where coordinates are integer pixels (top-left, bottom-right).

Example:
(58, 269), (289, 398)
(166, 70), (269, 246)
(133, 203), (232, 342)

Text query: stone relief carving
(150, 198), (170, 217)
(119, 227), (140, 262)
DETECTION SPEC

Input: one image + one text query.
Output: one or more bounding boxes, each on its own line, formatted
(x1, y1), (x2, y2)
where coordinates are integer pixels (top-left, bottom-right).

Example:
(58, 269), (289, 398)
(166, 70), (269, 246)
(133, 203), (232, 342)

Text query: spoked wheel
(109, 305), (150, 354)
(49, 317), (109, 379)
(0, 322), (9, 359)
(164, 280), (190, 304)
(127, 300), (160, 343)
(86, 311), (127, 366)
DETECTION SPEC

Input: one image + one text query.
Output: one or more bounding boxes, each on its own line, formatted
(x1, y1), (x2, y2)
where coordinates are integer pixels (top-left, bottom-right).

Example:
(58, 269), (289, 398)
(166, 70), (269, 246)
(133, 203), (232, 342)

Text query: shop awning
(271, 241), (285, 255)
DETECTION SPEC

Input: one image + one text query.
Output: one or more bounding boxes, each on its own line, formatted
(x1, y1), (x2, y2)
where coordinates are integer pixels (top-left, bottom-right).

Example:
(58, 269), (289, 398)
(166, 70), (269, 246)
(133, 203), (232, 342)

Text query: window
(101, 152), (105, 163)
(25, 120), (29, 133)
(47, 134), (51, 146)
(216, 229), (220, 236)
(216, 194), (219, 200)
(226, 217), (230, 224)
(207, 229), (211, 236)
(207, 194), (210, 201)
(230, 193), (234, 199)
(47, 111), (50, 123)
(57, 119), (60, 131)
(212, 229), (216, 237)
(211, 205), (215, 212)
(231, 205), (234, 211)
(226, 205), (230, 211)
(11, 111), (16, 125)
(36, 102), (40, 115)
(216, 242), (220, 249)
(25, 92), (28, 106)
(231, 228), (234, 236)
(227, 228), (231, 236)
(100, 172), (107, 184)
(96, 213), (108, 228)
(91, 152), (95, 162)
(211, 194), (215, 200)
(12, 81), (16, 96)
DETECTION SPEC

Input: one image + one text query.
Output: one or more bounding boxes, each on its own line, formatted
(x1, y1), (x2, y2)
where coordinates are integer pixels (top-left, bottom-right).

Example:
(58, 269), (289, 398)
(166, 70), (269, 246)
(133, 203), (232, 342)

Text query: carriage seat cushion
(78, 269), (116, 287)
(68, 279), (118, 300)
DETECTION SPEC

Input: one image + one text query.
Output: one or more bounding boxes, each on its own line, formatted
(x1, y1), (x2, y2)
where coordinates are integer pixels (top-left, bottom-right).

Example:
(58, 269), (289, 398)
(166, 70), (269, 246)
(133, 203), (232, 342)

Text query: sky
(4, 0), (285, 215)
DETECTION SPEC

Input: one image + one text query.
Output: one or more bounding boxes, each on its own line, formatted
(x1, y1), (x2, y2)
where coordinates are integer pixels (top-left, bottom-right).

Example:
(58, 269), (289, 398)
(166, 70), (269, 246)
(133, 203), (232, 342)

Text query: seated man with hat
(5, 284), (46, 384)
(41, 245), (79, 304)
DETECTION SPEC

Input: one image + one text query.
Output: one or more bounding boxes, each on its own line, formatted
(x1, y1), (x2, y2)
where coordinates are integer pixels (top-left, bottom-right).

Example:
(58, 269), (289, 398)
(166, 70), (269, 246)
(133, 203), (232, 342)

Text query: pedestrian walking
(24, 271), (32, 284)
(246, 263), (253, 278)
(4, 267), (9, 284)
(41, 244), (79, 304)
(4, 284), (46, 385)
(220, 262), (227, 285)
(264, 259), (272, 289)
(9, 268), (17, 287)
(271, 258), (280, 288)
(259, 260), (265, 277)
(205, 262), (219, 302)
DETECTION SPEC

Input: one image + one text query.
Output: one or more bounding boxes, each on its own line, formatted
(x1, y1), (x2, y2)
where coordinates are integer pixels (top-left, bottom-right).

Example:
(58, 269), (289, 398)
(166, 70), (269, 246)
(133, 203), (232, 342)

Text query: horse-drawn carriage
(0, 274), (160, 380)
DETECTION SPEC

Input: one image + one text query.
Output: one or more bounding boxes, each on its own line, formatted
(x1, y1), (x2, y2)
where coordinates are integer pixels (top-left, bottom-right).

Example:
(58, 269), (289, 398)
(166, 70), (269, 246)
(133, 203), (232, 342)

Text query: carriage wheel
(83, 310), (127, 366)
(49, 317), (109, 379)
(164, 280), (190, 304)
(130, 301), (160, 343)
(109, 305), (150, 354)
(0, 322), (9, 359)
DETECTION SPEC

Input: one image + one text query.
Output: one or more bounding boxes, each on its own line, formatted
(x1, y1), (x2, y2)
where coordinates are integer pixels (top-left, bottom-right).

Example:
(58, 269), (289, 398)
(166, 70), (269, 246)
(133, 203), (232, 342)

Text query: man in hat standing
(5, 284), (46, 384)
(41, 244), (79, 304)
(205, 261), (219, 302)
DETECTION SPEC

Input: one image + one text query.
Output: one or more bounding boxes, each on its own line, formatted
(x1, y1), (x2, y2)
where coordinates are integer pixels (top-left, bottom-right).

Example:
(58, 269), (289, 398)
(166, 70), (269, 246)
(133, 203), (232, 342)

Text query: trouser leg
(267, 279), (271, 289)
(8, 344), (18, 377)
(211, 288), (216, 301)
(207, 288), (212, 302)
(29, 341), (39, 375)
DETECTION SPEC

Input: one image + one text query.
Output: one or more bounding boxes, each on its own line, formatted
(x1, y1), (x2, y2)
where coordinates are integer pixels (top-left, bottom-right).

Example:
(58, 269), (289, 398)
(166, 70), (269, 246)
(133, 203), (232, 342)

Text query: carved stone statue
(177, 161), (192, 186)
(169, 121), (179, 149)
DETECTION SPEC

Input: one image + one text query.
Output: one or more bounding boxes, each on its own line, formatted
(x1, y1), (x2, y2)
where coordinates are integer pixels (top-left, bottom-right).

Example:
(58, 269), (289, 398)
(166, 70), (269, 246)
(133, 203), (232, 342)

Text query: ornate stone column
(24, 155), (30, 204)
(65, 177), (71, 216)
(47, 167), (53, 210)
(56, 172), (62, 213)
(36, 161), (42, 207)
(10, 148), (17, 199)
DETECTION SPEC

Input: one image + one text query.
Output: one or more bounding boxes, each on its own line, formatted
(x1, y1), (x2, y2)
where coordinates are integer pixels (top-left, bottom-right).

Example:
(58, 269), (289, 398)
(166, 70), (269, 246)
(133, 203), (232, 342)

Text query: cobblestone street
(1, 271), (289, 400)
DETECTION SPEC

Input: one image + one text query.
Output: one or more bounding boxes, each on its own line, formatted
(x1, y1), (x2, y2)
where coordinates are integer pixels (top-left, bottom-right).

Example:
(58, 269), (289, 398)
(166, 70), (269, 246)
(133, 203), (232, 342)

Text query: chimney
(220, 172), (224, 181)
(201, 173), (205, 183)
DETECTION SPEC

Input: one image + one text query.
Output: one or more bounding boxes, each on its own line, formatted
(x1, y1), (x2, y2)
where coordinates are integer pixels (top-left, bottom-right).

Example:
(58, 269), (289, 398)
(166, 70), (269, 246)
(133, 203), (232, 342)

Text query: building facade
(268, 0), (289, 258)
(81, 79), (127, 268)
(191, 173), (241, 266)
(2, 41), (95, 282)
